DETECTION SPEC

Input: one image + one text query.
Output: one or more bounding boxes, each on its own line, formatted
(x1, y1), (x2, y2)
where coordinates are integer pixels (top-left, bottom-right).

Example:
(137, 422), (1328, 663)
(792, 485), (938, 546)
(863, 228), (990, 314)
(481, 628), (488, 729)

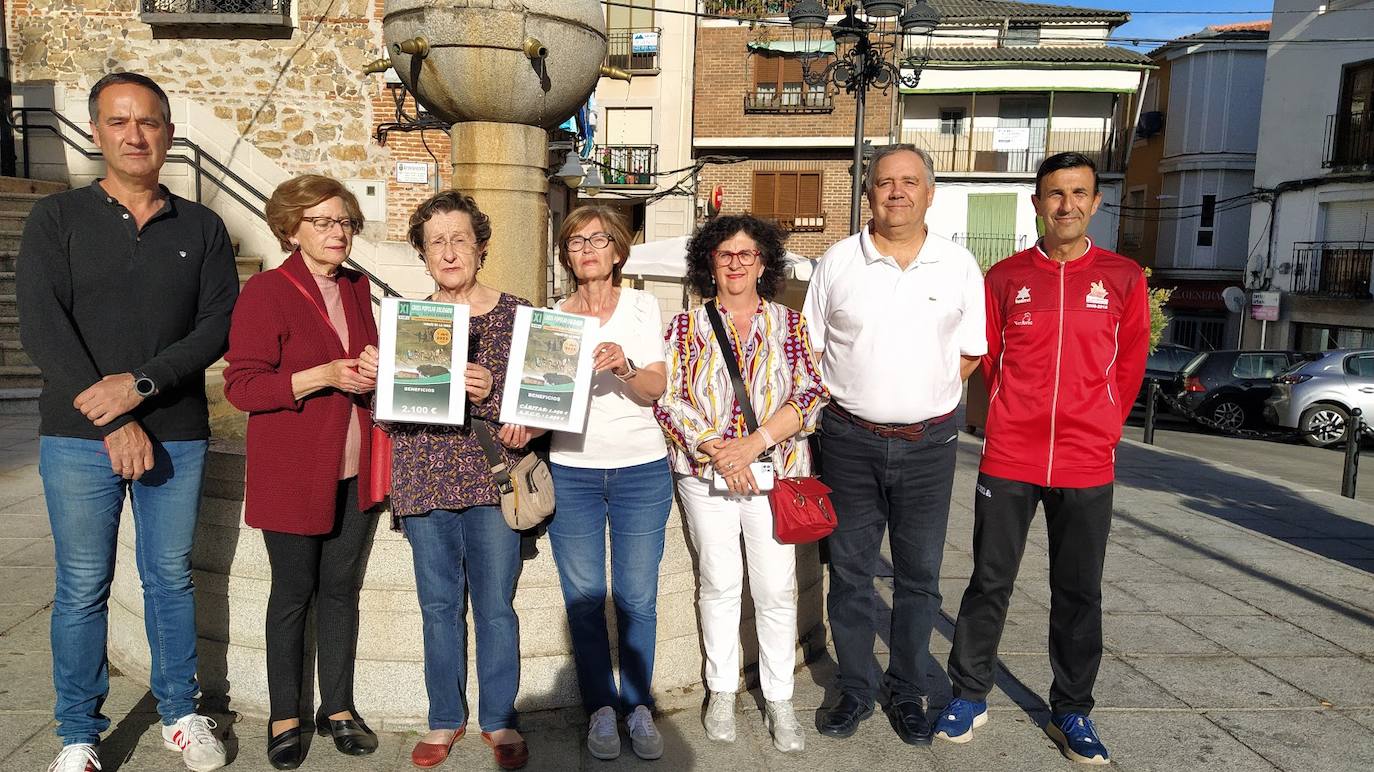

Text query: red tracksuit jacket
(980, 241), (1150, 488)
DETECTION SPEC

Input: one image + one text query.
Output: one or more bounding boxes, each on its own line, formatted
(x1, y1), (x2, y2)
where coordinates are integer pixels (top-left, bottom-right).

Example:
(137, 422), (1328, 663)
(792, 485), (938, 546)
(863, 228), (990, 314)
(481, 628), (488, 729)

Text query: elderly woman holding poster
(385, 190), (533, 771)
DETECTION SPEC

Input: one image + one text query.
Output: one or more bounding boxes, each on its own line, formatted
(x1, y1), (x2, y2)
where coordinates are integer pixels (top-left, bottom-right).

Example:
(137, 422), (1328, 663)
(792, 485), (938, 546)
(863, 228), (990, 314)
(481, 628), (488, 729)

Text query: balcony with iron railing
(139, 0), (292, 26)
(1324, 112), (1374, 169)
(901, 126), (1128, 174)
(1292, 241), (1374, 299)
(597, 145), (658, 189)
(705, 0), (845, 16)
(951, 232), (1029, 271)
(744, 89), (835, 114)
(607, 27), (662, 74)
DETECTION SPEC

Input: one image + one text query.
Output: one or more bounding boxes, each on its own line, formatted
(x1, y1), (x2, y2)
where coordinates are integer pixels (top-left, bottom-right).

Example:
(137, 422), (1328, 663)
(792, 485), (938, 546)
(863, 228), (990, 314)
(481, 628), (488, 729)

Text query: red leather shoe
(411, 725), (465, 768)
(480, 731), (529, 770)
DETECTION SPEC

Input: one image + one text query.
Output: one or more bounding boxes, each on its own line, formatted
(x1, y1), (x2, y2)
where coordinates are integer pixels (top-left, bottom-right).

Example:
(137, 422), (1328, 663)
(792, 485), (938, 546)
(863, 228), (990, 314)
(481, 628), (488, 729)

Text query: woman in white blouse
(504, 206), (672, 762)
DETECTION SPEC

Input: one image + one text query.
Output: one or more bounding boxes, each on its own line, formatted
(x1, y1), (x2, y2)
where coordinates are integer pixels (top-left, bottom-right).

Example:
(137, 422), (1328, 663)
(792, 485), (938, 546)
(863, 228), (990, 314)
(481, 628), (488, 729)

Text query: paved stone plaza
(2, 413), (1373, 771)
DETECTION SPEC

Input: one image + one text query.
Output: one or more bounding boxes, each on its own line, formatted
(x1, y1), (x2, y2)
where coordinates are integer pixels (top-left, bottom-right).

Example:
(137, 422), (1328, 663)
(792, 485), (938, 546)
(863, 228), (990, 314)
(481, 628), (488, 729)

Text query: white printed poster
(376, 297), (471, 425)
(499, 306), (598, 433)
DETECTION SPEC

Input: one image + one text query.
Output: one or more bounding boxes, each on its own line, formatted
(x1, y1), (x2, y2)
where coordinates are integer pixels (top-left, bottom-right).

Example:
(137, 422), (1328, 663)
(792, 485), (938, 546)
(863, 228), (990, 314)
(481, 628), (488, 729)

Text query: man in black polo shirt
(17, 73), (237, 772)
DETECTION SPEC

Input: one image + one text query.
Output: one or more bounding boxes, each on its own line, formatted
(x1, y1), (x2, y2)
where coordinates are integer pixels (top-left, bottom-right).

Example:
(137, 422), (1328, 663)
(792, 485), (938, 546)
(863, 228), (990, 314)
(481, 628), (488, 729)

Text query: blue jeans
(39, 435), (208, 745)
(547, 459), (673, 713)
(402, 506), (521, 732)
(817, 408), (958, 705)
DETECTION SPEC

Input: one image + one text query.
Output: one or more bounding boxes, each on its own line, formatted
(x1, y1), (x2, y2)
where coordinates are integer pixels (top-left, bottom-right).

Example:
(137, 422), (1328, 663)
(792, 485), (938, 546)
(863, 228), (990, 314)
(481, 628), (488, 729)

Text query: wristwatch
(132, 370), (158, 398)
(615, 357), (639, 382)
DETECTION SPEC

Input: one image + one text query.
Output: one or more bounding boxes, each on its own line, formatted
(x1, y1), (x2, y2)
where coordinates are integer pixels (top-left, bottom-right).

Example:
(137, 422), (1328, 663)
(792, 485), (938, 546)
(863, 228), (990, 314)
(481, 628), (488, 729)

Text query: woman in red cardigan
(223, 174), (382, 770)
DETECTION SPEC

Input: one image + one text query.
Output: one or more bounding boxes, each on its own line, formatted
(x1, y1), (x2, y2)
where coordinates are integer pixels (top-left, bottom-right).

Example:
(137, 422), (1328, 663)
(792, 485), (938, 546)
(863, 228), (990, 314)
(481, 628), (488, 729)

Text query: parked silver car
(1265, 349), (1374, 447)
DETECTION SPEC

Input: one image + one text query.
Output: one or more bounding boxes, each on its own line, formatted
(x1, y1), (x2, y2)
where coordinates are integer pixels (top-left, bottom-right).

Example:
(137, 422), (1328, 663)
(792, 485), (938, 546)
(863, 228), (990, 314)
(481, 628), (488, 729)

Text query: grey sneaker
(586, 706), (620, 760)
(765, 700), (805, 753)
(704, 691), (736, 742)
(626, 705), (664, 760)
(162, 714), (227, 772)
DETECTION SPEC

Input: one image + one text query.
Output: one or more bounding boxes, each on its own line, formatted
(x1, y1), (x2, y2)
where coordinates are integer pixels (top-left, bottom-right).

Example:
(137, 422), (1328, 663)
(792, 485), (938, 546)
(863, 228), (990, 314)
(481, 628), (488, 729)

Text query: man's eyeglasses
(711, 249), (761, 266)
(302, 216), (362, 235)
(566, 233), (614, 252)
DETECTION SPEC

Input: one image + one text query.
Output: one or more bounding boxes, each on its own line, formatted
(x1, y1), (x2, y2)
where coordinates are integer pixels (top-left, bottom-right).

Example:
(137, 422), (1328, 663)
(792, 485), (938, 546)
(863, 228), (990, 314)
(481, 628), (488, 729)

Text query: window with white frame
(1196, 194), (1216, 247)
(939, 108), (965, 135)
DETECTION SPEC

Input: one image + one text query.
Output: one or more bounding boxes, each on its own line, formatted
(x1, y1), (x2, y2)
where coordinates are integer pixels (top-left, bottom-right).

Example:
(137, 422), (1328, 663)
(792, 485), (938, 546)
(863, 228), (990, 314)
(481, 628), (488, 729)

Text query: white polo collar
(859, 222), (942, 268)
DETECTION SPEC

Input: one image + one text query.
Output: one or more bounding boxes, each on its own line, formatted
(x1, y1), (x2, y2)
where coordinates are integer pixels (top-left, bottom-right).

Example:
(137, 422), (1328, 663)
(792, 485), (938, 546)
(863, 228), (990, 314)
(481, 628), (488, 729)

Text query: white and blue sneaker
(932, 698), (988, 744)
(1046, 713), (1110, 765)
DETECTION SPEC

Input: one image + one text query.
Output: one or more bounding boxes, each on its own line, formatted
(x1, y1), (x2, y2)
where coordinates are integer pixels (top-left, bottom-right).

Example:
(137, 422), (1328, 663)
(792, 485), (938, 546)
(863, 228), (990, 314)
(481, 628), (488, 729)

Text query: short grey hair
(88, 72), (172, 125)
(863, 143), (936, 194)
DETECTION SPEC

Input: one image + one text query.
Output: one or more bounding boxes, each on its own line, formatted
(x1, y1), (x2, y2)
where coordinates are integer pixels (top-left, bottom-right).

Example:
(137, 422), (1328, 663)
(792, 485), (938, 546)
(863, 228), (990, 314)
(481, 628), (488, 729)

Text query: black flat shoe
(887, 700), (934, 745)
(316, 709), (378, 756)
(819, 692), (875, 738)
(267, 725), (304, 770)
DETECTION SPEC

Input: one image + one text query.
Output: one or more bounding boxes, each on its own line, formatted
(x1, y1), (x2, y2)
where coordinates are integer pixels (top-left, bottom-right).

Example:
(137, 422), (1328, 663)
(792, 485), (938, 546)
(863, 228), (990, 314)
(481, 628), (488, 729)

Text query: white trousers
(676, 475), (798, 701)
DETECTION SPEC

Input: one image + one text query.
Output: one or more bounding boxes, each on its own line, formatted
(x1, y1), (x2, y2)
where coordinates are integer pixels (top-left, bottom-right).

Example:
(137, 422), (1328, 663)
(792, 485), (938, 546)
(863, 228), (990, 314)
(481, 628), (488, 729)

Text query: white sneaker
(48, 744), (101, 772)
(161, 714), (227, 772)
(586, 705), (621, 760)
(765, 700), (805, 753)
(704, 691), (736, 742)
(626, 705), (664, 760)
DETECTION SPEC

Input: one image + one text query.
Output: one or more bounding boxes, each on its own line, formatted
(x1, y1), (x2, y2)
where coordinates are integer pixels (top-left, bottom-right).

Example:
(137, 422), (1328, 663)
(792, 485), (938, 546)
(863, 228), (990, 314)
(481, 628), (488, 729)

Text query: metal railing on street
(951, 232), (1027, 271)
(141, 0), (289, 13)
(1291, 241), (1374, 299)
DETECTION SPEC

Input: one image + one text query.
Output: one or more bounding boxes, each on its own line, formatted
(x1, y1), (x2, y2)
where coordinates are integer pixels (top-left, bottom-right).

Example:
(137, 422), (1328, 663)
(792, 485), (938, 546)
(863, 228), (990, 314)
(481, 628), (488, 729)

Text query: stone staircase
(0, 179), (66, 414)
(0, 176), (264, 417)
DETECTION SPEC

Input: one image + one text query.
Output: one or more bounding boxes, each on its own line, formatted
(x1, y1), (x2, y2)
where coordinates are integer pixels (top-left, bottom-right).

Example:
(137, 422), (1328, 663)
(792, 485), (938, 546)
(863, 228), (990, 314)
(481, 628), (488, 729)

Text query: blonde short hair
(556, 205), (633, 283)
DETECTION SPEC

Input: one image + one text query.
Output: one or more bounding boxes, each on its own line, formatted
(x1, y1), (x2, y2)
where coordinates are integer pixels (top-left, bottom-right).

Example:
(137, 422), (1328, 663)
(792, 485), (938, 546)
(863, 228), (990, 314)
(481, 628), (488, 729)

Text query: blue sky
(1060, 1), (1275, 48)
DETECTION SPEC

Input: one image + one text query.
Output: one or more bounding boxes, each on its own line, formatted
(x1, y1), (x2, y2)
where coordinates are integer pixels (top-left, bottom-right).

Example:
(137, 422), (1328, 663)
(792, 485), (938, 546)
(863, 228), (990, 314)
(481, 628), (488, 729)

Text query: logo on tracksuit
(1015, 286), (1031, 304)
(1086, 280), (1110, 309)
(1013, 312), (1033, 327)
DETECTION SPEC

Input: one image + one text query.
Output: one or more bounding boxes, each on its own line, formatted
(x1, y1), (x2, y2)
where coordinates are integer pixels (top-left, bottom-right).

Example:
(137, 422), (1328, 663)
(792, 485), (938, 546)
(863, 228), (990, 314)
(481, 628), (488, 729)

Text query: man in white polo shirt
(804, 144), (986, 745)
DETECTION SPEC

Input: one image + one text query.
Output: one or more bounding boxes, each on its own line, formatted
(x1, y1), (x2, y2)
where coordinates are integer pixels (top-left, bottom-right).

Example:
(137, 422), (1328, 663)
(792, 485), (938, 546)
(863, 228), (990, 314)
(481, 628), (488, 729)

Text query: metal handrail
(9, 106), (402, 301)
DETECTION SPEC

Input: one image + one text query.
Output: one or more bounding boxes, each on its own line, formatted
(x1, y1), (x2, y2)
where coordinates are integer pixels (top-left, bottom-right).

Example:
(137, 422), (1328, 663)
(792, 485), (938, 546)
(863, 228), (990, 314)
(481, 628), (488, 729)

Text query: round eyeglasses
(566, 233), (615, 252)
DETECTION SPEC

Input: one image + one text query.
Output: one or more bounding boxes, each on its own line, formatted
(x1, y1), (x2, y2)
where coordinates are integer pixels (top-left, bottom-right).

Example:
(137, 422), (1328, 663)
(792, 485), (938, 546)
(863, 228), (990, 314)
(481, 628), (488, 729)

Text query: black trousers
(946, 473), (1113, 717)
(261, 477), (378, 722)
(818, 409), (959, 704)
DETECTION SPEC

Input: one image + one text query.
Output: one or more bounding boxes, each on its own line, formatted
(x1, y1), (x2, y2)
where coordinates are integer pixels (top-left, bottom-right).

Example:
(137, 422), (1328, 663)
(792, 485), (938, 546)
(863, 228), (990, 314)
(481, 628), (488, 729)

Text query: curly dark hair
(684, 215), (789, 300)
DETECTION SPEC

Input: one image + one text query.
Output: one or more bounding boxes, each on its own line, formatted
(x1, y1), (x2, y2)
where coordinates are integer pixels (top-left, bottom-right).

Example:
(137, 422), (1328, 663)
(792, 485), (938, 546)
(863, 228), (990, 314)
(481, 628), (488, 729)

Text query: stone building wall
(6, 0), (458, 244)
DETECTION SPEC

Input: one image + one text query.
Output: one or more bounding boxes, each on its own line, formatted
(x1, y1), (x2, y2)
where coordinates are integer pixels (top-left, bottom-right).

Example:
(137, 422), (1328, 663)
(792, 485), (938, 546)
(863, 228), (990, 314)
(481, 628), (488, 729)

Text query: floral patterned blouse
(389, 293), (531, 517)
(654, 300), (828, 479)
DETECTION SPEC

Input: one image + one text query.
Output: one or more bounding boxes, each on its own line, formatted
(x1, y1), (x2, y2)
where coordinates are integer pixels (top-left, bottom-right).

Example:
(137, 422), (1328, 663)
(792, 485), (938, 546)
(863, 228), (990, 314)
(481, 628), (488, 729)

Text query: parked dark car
(1265, 349), (1374, 447)
(1138, 343), (1196, 405)
(1172, 349), (1315, 432)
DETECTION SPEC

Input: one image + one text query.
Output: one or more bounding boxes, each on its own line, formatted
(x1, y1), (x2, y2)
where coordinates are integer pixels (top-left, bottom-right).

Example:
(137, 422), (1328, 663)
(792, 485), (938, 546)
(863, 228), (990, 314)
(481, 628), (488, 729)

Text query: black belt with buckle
(826, 403), (955, 441)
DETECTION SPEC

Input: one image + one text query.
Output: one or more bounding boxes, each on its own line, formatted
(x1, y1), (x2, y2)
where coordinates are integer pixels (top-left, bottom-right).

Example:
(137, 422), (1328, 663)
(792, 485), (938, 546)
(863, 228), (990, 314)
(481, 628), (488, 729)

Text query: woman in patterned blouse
(654, 215), (828, 754)
(386, 191), (532, 771)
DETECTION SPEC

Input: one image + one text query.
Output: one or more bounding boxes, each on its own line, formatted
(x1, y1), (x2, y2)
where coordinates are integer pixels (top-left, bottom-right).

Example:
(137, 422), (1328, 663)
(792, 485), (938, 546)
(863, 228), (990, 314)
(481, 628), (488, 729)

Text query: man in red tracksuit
(933, 153), (1149, 765)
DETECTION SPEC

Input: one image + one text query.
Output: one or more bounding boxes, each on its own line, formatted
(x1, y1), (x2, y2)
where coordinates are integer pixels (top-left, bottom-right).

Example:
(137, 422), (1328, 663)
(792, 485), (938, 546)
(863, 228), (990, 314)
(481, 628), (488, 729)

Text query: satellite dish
(1222, 286), (1246, 313)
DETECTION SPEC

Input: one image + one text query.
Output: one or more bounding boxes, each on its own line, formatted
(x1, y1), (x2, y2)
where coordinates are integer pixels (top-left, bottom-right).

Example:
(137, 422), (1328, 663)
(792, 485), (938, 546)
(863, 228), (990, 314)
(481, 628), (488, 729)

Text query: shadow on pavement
(97, 690), (159, 772)
(1118, 442), (1374, 575)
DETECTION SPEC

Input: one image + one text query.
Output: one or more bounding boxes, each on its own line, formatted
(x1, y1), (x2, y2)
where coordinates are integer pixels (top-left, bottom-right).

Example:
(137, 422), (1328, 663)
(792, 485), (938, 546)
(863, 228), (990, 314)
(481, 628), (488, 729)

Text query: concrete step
(0, 340), (31, 367)
(0, 176), (67, 196)
(0, 294), (14, 318)
(0, 364), (42, 389)
(0, 228), (21, 254)
(0, 317), (18, 341)
(0, 255), (14, 273)
(0, 271), (12, 296)
(0, 387), (39, 415)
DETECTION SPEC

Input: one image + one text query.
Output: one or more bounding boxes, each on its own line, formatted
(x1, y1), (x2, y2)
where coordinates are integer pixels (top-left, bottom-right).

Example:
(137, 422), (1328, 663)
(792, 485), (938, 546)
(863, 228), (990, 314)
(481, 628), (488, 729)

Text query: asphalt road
(1121, 404), (1374, 506)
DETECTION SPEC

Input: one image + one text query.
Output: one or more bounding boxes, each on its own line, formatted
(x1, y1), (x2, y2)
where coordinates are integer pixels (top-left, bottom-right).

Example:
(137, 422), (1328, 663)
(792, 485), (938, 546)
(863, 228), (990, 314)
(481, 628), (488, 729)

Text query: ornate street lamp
(787, 0), (941, 233)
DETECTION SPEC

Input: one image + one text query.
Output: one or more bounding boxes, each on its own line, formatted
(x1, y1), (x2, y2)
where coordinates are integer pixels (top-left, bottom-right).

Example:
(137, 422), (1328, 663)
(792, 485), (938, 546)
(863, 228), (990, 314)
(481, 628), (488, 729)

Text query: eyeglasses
(711, 249), (761, 266)
(302, 216), (361, 235)
(566, 233), (614, 252)
(426, 236), (479, 254)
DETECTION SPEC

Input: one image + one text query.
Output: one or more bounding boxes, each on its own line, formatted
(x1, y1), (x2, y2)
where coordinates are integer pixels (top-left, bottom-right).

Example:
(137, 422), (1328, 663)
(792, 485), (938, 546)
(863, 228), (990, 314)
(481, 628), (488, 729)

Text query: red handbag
(369, 425), (392, 499)
(769, 476), (837, 544)
(704, 300), (837, 545)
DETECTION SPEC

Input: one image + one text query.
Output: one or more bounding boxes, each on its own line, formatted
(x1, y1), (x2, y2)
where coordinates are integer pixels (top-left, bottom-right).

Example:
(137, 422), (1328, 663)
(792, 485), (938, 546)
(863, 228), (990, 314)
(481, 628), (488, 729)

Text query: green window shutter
(965, 193), (1019, 271)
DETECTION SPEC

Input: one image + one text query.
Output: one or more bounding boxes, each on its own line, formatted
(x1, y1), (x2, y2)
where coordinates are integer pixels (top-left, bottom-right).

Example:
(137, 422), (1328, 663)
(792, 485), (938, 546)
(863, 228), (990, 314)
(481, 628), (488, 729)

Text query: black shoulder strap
(704, 299), (760, 433)
(470, 419), (513, 493)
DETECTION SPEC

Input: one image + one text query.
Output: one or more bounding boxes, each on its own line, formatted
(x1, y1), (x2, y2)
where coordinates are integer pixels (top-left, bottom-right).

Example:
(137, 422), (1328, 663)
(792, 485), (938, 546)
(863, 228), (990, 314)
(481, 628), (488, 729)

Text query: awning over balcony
(747, 39), (836, 54)
(900, 48), (1148, 94)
